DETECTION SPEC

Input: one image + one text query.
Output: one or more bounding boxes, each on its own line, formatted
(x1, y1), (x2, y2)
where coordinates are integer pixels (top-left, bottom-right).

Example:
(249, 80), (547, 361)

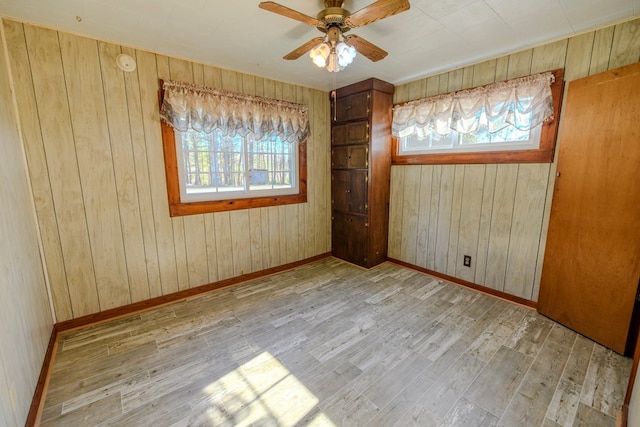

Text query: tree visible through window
(176, 129), (296, 202)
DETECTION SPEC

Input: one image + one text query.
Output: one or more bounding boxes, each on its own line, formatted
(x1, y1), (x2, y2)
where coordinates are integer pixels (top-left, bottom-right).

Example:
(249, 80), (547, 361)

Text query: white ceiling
(1, 0), (639, 91)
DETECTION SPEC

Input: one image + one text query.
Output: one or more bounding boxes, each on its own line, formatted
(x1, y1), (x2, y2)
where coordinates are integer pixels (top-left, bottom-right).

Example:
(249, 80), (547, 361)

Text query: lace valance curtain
(392, 72), (555, 138)
(160, 80), (310, 143)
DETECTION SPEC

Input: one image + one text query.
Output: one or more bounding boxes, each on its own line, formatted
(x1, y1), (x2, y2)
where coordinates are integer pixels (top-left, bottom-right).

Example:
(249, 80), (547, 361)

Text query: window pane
(176, 129), (297, 202)
(248, 136), (294, 191)
(181, 131), (245, 195)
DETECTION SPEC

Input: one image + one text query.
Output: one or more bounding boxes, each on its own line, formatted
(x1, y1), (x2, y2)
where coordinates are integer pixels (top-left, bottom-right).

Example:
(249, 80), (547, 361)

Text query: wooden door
(538, 62), (640, 355)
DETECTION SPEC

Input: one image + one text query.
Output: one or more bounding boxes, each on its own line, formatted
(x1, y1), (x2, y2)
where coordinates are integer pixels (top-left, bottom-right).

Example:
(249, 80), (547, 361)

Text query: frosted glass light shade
(309, 43), (331, 68)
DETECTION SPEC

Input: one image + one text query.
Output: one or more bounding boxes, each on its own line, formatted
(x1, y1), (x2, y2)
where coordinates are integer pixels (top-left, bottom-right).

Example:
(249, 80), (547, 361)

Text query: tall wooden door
(538, 62), (640, 355)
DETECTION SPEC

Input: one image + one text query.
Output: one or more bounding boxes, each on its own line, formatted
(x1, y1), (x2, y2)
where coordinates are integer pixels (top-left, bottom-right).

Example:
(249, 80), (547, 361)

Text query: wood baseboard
(26, 325), (58, 427)
(387, 258), (537, 309)
(56, 252), (331, 333)
(26, 252), (331, 425)
(618, 405), (628, 427)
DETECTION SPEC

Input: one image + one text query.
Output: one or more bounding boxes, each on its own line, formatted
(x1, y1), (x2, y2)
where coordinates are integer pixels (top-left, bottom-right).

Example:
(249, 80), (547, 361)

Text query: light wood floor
(40, 258), (631, 426)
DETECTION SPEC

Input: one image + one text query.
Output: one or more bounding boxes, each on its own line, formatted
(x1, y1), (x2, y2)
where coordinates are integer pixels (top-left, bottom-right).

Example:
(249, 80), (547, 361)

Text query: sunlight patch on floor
(202, 351), (336, 426)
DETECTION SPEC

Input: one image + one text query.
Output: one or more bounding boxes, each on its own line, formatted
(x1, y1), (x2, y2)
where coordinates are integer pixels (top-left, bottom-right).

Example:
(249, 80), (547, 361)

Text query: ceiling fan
(259, 0), (410, 71)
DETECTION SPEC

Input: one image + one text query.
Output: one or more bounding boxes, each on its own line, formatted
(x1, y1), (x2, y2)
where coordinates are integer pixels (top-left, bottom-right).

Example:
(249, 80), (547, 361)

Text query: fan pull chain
(331, 73), (337, 122)
(331, 90), (337, 122)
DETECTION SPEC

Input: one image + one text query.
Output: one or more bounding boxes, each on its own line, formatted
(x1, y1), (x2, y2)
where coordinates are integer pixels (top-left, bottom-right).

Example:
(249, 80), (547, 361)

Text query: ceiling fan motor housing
(317, 7), (351, 33)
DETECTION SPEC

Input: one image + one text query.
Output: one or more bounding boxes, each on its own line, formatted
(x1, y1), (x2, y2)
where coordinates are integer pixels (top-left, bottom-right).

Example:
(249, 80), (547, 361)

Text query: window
(176, 129), (298, 202)
(159, 80), (309, 216)
(392, 69), (564, 165)
(399, 113), (542, 155)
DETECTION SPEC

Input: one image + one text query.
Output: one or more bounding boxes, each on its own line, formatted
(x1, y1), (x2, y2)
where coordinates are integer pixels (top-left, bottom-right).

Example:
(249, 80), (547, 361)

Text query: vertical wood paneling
(400, 166), (421, 263)
(455, 165), (485, 282)
(415, 166), (432, 268)
(315, 90), (331, 254)
(121, 46), (162, 299)
(504, 164), (550, 299)
(0, 19), (53, 424)
(426, 165), (441, 270)
(507, 49), (533, 78)
(447, 68), (464, 92)
(589, 27), (615, 75)
(213, 212), (233, 281)
(485, 165), (518, 291)
(393, 83), (410, 104)
(474, 164), (497, 285)
(495, 56), (509, 81)
(446, 165), (465, 276)
(434, 166), (454, 272)
(59, 33), (131, 310)
(461, 65), (474, 89)
(564, 32), (596, 81)
(473, 60), (497, 86)
(137, 50), (179, 296)
(98, 42), (150, 303)
(438, 74), (449, 95)
(302, 87), (315, 259)
(387, 166), (405, 259)
(531, 40), (568, 73)
(4, 21), (73, 320)
(24, 25), (99, 317)
(608, 20), (640, 69)
(230, 210), (252, 276)
(204, 215), (219, 283)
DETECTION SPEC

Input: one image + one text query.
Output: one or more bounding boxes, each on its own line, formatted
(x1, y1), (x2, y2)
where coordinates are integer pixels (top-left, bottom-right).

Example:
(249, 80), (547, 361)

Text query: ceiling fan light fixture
(336, 41), (356, 67)
(310, 42), (331, 67)
(309, 32), (356, 72)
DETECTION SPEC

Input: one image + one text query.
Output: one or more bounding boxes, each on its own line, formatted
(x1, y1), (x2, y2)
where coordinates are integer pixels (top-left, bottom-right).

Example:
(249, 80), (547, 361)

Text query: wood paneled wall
(3, 19), (331, 322)
(389, 18), (640, 301)
(0, 21), (53, 425)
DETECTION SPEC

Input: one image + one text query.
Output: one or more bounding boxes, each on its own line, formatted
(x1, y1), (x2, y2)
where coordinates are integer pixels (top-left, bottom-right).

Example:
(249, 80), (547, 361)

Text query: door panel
(331, 121), (369, 145)
(331, 170), (350, 212)
(332, 212), (368, 266)
(349, 145), (369, 169)
(334, 92), (370, 122)
(331, 146), (349, 169)
(538, 62), (640, 355)
(350, 170), (368, 214)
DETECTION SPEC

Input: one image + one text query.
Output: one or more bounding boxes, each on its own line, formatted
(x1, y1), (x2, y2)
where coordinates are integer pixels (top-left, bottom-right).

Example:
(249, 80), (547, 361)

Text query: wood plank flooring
(40, 258), (631, 426)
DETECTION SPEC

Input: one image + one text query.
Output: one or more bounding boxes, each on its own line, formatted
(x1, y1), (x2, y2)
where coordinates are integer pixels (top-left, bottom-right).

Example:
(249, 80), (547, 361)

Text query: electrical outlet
(9, 382), (17, 412)
(463, 255), (472, 267)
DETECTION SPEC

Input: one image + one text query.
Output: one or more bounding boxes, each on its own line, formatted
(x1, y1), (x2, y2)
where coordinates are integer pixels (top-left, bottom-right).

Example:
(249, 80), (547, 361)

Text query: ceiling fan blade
(345, 0), (410, 28)
(283, 37), (325, 60)
(344, 34), (388, 62)
(259, 2), (322, 27)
